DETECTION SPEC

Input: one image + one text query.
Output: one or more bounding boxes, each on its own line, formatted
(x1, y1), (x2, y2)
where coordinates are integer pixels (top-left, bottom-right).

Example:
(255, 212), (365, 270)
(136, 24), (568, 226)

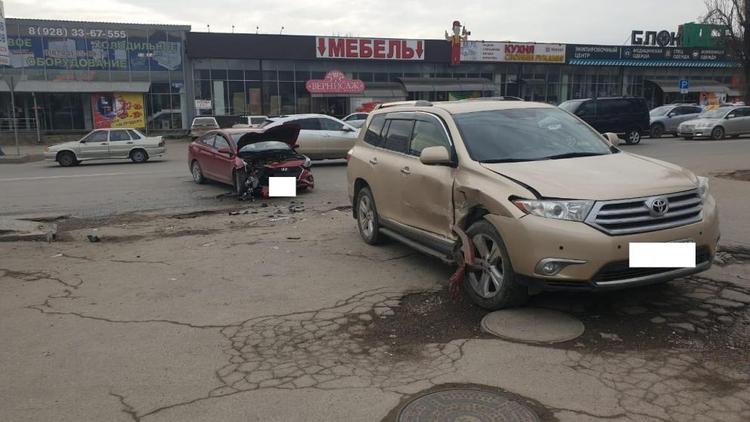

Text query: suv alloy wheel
(625, 129), (641, 144)
(463, 221), (527, 309)
(356, 187), (382, 245)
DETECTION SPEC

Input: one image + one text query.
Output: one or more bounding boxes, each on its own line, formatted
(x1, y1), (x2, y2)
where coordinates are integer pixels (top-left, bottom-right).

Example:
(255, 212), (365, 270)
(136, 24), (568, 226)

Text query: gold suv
(346, 100), (719, 310)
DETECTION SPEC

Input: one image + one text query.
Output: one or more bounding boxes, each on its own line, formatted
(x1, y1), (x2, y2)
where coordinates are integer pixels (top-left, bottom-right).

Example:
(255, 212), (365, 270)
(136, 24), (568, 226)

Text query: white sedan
(262, 114), (359, 159)
(45, 128), (166, 167)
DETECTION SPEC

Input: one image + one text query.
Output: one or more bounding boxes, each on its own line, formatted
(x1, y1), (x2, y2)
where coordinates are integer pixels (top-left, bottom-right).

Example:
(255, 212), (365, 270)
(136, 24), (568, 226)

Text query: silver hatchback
(678, 106), (750, 140)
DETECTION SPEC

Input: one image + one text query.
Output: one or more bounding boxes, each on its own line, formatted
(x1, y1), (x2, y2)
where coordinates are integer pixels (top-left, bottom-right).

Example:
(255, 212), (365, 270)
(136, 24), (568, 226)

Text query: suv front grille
(585, 189), (703, 235)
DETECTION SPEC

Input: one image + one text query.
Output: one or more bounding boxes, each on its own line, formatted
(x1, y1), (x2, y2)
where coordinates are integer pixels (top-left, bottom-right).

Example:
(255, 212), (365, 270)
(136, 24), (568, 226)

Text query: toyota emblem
(646, 197), (670, 217)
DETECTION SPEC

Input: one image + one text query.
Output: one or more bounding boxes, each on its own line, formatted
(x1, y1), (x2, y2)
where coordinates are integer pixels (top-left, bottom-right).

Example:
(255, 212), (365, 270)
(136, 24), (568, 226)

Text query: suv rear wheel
(356, 187), (382, 245)
(463, 220), (527, 310)
(624, 129), (641, 144)
(649, 123), (664, 139)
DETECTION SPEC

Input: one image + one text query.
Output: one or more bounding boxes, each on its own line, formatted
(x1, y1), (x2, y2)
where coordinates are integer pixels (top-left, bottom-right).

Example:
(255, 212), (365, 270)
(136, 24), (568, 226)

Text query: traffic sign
(679, 79), (689, 94)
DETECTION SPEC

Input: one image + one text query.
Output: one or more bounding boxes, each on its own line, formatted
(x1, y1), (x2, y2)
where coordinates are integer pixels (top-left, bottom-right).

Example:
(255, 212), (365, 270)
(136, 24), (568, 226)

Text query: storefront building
(186, 31), (741, 120)
(1, 17), (741, 133)
(0, 18), (189, 133)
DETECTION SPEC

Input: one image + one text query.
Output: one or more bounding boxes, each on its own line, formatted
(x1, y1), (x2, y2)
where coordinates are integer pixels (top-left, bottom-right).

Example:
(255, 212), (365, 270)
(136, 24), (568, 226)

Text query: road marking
(0, 171), (178, 182)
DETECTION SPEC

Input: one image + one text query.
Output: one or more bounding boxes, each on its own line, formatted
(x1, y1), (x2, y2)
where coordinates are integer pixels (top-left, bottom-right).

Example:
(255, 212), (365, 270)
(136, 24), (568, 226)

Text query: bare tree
(703, 0), (749, 103)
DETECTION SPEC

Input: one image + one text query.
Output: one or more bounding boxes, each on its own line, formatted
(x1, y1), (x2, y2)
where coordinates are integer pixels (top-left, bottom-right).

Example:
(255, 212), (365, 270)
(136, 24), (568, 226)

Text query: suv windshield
(650, 106), (672, 116)
(454, 108), (614, 163)
(700, 108), (730, 119)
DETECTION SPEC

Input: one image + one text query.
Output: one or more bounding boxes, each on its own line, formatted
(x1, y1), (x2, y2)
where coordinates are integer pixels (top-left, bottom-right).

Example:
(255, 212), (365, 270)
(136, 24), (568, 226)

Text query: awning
(646, 79), (731, 94)
(363, 82), (406, 98)
(0, 81), (151, 93)
(399, 77), (497, 92)
(568, 58), (738, 68)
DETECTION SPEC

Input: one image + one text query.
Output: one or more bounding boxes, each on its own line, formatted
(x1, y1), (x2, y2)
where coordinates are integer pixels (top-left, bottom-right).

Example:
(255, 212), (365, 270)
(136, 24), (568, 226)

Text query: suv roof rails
(459, 96), (524, 102)
(375, 100), (433, 110)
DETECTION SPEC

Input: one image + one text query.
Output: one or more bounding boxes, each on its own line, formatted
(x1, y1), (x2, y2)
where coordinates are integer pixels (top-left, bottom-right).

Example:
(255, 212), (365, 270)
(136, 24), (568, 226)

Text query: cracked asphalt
(1, 138), (750, 421)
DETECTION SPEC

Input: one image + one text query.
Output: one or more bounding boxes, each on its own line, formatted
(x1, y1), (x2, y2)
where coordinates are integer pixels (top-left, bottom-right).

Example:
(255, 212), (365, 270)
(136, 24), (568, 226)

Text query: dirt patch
(360, 290), (492, 357)
(714, 169), (750, 182)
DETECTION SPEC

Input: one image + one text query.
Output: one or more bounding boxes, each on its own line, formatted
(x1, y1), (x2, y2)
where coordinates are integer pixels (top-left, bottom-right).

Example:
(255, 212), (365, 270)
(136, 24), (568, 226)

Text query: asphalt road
(1, 137), (750, 246)
(0, 140), (350, 219)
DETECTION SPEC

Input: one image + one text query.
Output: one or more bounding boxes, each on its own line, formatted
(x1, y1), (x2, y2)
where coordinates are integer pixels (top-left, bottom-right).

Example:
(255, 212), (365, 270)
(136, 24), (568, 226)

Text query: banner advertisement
(91, 93), (145, 129)
(460, 41), (566, 63)
(5, 21), (182, 71)
(0, 1), (9, 66)
(567, 44), (730, 63)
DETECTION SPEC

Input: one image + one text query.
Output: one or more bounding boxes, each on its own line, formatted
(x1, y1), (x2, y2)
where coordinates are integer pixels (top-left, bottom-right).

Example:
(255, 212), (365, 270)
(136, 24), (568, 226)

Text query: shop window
(295, 82), (310, 114)
(279, 82), (296, 115)
(247, 82), (262, 115)
(373, 73), (388, 82)
(278, 71), (294, 81)
(211, 69), (227, 80)
(228, 70), (244, 80)
(263, 71), (278, 81)
(245, 70), (262, 80)
(295, 71), (310, 81)
(228, 81), (246, 115)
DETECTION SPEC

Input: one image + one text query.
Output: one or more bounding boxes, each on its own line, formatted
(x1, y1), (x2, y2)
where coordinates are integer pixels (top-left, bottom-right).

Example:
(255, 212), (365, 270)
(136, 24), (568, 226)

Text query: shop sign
(5, 20), (182, 71)
(631, 30), (679, 47)
(194, 99), (212, 110)
(622, 46), (727, 61)
(0, 1), (8, 66)
(316, 37), (424, 60)
(306, 70), (365, 94)
(460, 41), (565, 63)
(566, 44), (620, 60)
(91, 93), (146, 129)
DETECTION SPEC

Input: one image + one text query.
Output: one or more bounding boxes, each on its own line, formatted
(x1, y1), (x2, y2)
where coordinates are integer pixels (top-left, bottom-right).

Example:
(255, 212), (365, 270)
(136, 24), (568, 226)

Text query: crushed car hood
(235, 124), (301, 150)
(480, 152), (698, 200)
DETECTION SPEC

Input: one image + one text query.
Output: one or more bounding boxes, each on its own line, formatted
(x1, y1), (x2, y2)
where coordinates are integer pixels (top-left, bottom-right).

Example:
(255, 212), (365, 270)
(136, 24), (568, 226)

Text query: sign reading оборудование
(0, 1), (9, 66)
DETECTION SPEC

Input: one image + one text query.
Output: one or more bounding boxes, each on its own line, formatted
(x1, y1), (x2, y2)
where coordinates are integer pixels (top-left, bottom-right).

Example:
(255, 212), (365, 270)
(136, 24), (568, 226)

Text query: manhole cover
(481, 308), (584, 344)
(398, 388), (540, 422)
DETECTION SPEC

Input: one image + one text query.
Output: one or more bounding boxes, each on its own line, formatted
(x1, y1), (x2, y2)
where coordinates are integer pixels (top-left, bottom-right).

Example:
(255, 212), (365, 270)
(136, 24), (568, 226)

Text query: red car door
(193, 133), (217, 179)
(209, 133), (236, 185)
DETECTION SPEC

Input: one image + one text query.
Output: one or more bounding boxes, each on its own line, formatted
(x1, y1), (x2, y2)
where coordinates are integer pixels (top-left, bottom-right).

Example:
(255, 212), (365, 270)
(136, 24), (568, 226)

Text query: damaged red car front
(188, 124), (314, 199)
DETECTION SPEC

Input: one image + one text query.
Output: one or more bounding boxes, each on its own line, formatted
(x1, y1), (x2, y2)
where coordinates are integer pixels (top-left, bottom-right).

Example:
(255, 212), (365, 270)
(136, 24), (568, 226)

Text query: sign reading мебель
(316, 37), (425, 60)
(4, 21), (182, 71)
(0, 1), (9, 66)
(460, 41), (566, 63)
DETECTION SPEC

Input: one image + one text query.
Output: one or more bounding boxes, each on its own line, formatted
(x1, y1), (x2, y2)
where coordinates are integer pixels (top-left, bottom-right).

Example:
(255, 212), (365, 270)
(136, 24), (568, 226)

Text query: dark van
(559, 97), (650, 144)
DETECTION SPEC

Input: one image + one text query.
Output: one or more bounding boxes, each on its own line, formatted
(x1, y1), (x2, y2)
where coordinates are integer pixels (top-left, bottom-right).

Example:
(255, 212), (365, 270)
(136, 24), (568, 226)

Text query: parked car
(678, 106), (750, 140)
(342, 112), (369, 128)
(262, 114), (359, 159)
(347, 100), (718, 310)
(559, 97), (650, 144)
(648, 104), (703, 138)
(190, 116), (220, 139)
(188, 126), (314, 198)
(238, 115), (269, 128)
(44, 128), (165, 167)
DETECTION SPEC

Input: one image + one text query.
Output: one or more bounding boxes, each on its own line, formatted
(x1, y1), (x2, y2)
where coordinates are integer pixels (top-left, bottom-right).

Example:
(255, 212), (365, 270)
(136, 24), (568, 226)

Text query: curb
(0, 154), (45, 164)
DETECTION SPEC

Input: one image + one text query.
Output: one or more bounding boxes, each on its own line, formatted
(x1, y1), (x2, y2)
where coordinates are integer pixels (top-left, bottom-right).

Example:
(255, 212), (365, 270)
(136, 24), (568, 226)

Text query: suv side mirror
(604, 132), (622, 147)
(420, 146), (453, 165)
(667, 112), (676, 118)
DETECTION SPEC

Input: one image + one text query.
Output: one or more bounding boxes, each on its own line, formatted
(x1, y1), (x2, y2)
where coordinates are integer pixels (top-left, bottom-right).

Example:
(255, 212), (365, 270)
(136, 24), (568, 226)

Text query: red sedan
(188, 125), (314, 199)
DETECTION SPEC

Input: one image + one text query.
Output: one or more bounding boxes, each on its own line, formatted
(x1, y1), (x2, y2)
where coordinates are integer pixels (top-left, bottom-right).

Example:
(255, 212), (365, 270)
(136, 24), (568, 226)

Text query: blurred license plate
(629, 242), (696, 268)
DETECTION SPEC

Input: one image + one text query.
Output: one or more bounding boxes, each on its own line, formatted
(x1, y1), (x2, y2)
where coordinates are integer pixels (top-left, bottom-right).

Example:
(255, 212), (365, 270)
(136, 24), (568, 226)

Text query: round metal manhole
(398, 388), (541, 422)
(481, 308), (584, 344)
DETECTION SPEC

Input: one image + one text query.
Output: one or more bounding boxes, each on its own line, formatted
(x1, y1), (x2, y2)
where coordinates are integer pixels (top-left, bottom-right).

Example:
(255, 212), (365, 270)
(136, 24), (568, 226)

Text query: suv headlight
(512, 199), (594, 222)
(697, 176), (709, 201)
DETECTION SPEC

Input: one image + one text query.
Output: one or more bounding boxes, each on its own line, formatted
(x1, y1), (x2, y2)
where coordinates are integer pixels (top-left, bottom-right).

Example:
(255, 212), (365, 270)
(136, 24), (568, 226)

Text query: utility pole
(8, 74), (19, 156)
(32, 92), (40, 144)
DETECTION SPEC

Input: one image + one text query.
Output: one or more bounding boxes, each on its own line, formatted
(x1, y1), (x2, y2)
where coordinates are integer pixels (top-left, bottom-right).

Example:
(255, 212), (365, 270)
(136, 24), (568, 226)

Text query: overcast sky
(6, 0), (709, 45)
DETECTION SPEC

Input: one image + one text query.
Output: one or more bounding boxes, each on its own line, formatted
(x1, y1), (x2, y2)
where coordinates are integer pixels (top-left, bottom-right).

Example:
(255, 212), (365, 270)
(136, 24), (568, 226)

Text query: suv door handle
(369, 158), (378, 165)
(400, 166), (411, 175)
(99, 143), (108, 146)
(126, 142), (134, 145)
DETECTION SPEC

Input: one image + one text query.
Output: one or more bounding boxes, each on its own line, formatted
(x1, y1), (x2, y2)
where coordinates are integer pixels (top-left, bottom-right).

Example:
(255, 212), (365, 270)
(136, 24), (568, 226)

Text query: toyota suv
(346, 100), (718, 310)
